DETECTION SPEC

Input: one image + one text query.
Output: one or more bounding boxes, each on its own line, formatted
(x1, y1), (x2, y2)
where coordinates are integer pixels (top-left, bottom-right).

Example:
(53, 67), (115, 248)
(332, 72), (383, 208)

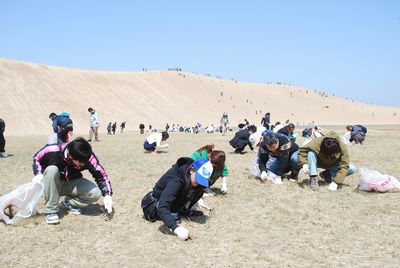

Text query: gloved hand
(220, 177), (227, 194)
(103, 195), (113, 214)
(260, 171), (268, 181)
(174, 226), (189, 241)
(302, 164), (309, 174)
(328, 181), (338, 191)
(32, 174), (44, 184)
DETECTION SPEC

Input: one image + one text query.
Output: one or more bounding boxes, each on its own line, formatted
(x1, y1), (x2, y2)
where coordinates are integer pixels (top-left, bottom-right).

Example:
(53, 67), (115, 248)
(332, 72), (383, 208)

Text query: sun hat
(192, 158), (213, 187)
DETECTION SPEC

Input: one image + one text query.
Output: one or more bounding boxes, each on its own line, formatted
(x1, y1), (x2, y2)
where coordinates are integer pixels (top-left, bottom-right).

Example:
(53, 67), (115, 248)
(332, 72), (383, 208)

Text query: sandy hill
(0, 58), (398, 136)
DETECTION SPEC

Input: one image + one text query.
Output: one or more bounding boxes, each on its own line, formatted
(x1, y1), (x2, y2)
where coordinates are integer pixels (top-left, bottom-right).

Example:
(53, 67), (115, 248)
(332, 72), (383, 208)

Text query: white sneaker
(45, 213), (60, 225)
(0, 152), (8, 158)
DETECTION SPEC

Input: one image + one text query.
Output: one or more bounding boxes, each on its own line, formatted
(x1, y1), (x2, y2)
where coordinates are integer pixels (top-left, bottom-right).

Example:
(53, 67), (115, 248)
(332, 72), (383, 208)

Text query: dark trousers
(142, 188), (204, 222)
(0, 131), (5, 152)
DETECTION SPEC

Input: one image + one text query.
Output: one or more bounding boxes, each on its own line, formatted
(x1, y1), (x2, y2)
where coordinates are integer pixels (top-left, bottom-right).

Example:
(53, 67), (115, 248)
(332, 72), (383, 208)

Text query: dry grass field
(0, 127), (399, 267)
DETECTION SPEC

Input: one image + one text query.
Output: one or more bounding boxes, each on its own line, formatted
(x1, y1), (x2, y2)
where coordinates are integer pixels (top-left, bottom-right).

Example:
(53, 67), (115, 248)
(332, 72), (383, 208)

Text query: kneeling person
(141, 157), (213, 241)
(32, 137), (113, 224)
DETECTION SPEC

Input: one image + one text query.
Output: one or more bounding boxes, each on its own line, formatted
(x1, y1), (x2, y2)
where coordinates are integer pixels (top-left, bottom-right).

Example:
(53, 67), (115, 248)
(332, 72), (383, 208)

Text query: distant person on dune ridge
(87, 107), (99, 142)
(0, 118), (7, 158)
(141, 157), (213, 241)
(191, 144), (228, 194)
(143, 131), (169, 153)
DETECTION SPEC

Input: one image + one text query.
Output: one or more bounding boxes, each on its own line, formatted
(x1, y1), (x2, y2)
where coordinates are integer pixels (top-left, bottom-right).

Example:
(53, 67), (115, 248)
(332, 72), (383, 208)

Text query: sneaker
(203, 188), (215, 197)
(62, 199), (82, 215)
(319, 170), (332, 184)
(310, 176), (319, 191)
(0, 152), (8, 158)
(45, 213), (60, 225)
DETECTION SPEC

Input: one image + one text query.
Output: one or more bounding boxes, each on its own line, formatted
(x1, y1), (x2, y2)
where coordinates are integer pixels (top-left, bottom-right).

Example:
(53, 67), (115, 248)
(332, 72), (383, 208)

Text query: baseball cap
(192, 158), (213, 188)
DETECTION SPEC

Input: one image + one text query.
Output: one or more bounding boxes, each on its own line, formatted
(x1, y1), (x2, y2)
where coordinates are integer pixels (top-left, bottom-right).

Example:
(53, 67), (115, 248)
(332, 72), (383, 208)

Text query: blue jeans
(266, 152), (300, 176)
(306, 151), (355, 177)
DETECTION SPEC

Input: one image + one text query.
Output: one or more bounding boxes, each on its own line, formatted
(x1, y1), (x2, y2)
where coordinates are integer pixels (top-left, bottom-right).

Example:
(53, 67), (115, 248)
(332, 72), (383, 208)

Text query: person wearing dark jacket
(49, 112), (73, 143)
(141, 157), (213, 241)
(260, 112), (271, 130)
(0, 118), (7, 158)
(32, 137), (113, 224)
(229, 125), (257, 153)
(258, 132), (300, 183)
(349, 124), (367, 144)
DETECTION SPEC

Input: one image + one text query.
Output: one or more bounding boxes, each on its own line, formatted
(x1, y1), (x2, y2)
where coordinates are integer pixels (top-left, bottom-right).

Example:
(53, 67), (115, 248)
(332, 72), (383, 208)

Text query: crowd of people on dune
(0, 107), (381, 241)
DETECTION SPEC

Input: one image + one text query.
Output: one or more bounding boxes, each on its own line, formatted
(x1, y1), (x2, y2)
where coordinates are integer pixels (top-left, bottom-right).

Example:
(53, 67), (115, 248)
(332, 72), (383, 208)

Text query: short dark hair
(320, 138), (340, 156)
(264, 133), (279, 146)
(248, 125), (257, 133)
(67, 137), (92, 162)
(161, 131), (169, 141)
(49, 112), (57, 119)
(88, 107), (94, 112)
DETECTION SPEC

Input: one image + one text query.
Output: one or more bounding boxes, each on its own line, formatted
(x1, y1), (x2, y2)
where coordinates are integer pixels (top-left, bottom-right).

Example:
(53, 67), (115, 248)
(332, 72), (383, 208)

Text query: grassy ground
(0, 128), (399, 267)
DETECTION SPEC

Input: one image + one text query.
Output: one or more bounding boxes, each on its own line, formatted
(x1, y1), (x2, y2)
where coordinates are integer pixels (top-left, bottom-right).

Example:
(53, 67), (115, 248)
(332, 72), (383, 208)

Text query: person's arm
(157, 179), (183, 231)
(86, 154), (113, 196)
(52, 118), (58, 132)
(258, 150), (268, 173)
(32, 144), (60, 175)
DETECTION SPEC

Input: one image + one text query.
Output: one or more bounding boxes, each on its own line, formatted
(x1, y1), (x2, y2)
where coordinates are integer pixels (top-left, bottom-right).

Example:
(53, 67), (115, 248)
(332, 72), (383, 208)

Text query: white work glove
(159, 144), (169, 148)
(220, 177), (227, 194)
(260, 171), (268, 181)
(32, 174), (44, 184)
(174, 226), (189, 241)
(328, 181), (338, 191)
(103, 195), (113, 214)
(302, 164), (309, 174)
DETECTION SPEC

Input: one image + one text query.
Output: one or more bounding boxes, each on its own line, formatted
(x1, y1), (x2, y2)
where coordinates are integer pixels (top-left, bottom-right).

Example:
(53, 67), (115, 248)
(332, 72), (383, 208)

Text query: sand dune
(0, 58), (398, 136)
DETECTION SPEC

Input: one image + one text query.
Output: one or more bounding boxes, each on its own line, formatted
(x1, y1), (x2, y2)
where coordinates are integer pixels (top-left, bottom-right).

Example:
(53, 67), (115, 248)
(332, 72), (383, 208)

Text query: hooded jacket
(152, 157), (195, 231)
(298, 131), (350, 184)
(32, 143), (112, 196)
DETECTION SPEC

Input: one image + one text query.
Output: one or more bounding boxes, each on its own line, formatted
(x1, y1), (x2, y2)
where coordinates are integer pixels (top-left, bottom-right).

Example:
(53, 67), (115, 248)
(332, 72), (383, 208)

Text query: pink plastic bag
(357, 168), (400, 193)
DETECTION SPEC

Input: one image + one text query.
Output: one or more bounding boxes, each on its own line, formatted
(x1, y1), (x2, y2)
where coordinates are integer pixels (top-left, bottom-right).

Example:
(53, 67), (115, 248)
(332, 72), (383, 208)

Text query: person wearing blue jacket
(49, 112), (73, 143)
(141, 157), (213, 241)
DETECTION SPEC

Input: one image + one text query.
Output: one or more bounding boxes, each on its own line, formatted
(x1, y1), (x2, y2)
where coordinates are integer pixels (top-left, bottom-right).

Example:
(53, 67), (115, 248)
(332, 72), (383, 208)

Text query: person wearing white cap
(141, 157), (213, 241)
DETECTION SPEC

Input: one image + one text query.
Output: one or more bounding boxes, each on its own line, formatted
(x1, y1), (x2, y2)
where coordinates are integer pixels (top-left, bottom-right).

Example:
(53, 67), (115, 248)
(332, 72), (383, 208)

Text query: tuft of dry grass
(0, 128), (399, 267)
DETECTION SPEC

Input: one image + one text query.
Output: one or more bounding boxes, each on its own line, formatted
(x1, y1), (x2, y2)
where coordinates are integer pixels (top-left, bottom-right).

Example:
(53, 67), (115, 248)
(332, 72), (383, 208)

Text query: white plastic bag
(0, 182), (44, 224)
(356, 168), (400, 193)
(249, 159), (261, 177)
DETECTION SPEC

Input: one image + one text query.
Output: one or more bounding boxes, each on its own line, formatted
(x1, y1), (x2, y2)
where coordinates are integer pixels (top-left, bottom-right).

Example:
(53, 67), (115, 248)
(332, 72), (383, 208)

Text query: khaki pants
(43, 165), (102, 214)
(88, 126), (99, 141)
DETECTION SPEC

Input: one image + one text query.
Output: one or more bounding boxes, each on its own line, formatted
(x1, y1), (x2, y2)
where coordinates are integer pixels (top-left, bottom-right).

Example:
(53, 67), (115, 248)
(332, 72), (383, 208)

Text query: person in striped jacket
(32, 137), (113, 224)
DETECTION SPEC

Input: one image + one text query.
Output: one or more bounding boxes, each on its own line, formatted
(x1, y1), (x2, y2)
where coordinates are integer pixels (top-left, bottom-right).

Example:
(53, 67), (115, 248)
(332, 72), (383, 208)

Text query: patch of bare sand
(0, 128), (399, 266)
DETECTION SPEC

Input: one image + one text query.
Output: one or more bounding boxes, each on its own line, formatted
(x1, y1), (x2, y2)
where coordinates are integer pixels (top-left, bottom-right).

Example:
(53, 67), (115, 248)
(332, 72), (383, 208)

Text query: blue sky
(1, 1), (399, 107)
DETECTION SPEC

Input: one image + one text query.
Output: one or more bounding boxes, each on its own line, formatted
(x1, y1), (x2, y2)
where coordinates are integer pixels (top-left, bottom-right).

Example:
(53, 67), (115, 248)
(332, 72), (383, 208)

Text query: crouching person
(297, 131), (356, 191)
(141, 157), (213, 241)
(32, 137), (113, 224)
(258, 132), (300, 184)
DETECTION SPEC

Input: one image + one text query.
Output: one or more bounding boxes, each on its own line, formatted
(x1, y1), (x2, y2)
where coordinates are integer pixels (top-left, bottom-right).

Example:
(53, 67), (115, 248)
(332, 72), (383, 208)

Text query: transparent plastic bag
(249, 159), (261, 177)
(357, 168), (400, 193)
(0, 182), (44, 224)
